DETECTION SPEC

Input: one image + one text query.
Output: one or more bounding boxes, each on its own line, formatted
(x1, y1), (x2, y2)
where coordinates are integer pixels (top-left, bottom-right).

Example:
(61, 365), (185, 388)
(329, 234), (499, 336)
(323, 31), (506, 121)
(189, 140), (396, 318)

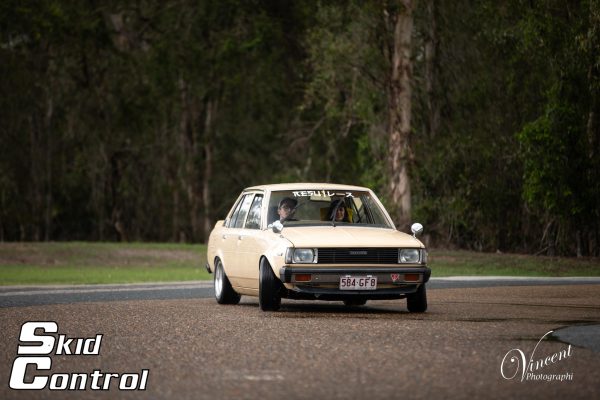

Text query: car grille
(317, 248), (398, 264)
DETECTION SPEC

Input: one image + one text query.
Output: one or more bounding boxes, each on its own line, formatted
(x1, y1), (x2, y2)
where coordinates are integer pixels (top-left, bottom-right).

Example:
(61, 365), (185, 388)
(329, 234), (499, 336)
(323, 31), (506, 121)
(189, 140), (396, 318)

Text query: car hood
(280, 226), (424, 248)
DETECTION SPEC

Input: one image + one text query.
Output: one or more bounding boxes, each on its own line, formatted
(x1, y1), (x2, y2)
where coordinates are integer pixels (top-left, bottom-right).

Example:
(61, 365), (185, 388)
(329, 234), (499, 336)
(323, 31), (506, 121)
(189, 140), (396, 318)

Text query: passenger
(277, 197), (298, 222)
(328, 199), (350, 222)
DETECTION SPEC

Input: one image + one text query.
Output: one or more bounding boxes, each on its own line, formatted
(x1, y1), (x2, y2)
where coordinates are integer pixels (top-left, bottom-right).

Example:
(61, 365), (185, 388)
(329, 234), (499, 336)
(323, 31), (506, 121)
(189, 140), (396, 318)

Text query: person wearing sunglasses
(277, 197), (298, 222)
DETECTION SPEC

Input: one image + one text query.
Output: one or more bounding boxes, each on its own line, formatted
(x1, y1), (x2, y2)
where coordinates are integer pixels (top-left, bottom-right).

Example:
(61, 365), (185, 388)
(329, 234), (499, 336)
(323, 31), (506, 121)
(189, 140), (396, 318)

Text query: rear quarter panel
(207, 220), (225, 271)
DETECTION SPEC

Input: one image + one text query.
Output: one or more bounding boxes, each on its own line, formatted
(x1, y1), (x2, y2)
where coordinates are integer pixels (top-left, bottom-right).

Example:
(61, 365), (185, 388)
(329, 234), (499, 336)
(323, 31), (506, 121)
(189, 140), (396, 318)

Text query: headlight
(293, 249), (315, 263)
(399, 249), (421, 263)
(286, 248), (317, 263)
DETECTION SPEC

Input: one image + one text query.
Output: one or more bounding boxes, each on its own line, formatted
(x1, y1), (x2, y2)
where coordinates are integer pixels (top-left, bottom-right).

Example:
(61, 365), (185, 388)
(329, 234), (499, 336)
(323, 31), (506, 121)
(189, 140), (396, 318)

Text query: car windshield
(267, 189), (392, 228)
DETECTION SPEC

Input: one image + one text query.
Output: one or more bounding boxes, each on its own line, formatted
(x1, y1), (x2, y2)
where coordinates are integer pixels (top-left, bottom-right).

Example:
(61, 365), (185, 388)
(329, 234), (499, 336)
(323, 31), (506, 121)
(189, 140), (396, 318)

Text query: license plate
(339, 276), (377, 290)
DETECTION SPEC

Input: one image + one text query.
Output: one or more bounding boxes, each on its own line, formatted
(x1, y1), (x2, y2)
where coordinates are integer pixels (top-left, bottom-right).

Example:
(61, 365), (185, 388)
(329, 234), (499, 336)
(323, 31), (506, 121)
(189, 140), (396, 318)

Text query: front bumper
(279, 266), (431, 301)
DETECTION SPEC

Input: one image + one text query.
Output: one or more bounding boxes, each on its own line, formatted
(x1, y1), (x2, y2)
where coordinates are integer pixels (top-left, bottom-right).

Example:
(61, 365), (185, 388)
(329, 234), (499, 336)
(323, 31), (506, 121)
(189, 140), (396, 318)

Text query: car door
(224, 193), (254, 287)
(220, 193), (250, 283)
(235, 194), (264, 290)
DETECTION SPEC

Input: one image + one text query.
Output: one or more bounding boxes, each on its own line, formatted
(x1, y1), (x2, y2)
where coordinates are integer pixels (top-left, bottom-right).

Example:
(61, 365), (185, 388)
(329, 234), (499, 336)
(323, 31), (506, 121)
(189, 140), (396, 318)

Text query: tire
(259, 258), (281, 311)
(214, 259), (241, 305)
(343, 299), (367, 307)
(407, 284), (427, 313)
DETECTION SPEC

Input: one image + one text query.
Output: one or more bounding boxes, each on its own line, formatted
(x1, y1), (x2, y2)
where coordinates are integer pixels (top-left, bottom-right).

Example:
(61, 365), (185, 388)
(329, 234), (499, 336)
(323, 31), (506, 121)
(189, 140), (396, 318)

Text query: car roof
(244, 183), (371, 192)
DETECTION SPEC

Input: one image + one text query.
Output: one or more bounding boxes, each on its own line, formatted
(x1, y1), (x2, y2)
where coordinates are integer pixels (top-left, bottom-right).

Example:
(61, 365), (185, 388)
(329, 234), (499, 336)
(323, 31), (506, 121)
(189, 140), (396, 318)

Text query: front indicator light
(404, 273), (420, 282)
(294, 274), (312, 282)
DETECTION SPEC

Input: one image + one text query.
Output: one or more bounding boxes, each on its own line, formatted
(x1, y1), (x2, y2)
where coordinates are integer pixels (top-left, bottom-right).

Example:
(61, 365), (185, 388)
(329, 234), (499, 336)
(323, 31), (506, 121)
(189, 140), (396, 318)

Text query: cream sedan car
(206, 183), (430, 312)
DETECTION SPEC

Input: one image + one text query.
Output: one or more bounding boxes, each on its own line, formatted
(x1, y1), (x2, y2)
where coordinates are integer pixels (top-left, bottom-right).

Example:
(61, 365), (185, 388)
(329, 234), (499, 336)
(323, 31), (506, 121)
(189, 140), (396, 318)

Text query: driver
(277, 197), (298, 222)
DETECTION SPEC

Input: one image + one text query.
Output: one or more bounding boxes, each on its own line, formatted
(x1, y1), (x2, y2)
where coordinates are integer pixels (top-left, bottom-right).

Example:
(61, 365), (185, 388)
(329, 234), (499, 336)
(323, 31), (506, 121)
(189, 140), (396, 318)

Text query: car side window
(245, 195), (263, 229)
(227, 195), (246, 228)
(233, 194), (254, 228)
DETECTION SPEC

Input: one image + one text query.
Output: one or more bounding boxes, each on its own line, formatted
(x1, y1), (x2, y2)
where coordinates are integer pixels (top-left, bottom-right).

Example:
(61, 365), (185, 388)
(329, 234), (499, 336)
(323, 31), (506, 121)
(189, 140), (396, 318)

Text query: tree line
(1, 1), (598, 256)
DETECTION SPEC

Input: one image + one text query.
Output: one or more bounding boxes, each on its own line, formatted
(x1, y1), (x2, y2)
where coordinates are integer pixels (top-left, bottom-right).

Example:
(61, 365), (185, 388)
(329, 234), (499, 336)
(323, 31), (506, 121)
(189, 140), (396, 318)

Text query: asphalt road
(2, 277), (600, 307)
(1, 279), (599, 399)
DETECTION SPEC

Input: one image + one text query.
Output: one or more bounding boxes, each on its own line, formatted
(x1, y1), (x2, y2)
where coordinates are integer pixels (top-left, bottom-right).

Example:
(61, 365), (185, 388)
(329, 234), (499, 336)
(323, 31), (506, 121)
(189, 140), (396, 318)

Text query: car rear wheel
(259, 258), (281, 311)
(407, 284), (427, 312)
(343, 299), (367, 306)
(214, 259), (241, 305)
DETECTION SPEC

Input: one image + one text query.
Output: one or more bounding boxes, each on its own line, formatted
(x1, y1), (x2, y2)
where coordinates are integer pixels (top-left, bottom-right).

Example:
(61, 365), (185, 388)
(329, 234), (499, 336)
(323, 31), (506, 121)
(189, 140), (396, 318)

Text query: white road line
(432, 276), (600, 282)
(0, 281), (213, 297)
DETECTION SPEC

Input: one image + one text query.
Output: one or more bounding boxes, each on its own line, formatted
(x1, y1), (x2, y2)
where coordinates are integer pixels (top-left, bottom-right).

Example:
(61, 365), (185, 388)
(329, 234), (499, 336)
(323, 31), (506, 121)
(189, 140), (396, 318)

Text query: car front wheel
(407, 284), (427, 312)
(214, 259), (241, 305)
(259, 258), (281, 311)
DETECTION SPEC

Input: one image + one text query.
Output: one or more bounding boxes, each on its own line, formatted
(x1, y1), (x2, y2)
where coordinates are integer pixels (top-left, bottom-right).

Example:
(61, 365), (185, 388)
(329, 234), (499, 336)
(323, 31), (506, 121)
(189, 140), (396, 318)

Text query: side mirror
(270, 220), (283, 234)
(411, 223), (423, 237)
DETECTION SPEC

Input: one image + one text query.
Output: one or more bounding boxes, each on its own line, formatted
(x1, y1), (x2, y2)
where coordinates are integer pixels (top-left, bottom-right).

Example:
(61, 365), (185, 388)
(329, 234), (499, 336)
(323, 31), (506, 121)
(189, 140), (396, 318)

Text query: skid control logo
(10, 321), (149, 391)
(500, 330), (574, 382)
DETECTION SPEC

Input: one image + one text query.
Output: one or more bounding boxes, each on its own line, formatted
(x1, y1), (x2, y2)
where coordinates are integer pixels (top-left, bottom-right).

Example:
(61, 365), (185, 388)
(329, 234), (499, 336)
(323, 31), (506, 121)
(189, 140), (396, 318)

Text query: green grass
(0, 243), (598, 285)
(0, 242), (210, 285)
(0, 264), (210, 285)
(429, 249), (600, 277)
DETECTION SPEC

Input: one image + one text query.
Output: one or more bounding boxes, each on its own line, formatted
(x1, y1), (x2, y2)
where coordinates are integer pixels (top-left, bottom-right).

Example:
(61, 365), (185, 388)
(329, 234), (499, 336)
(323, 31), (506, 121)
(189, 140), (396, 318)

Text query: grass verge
(0, 243), (598, 285)
(430, 250), (600, 277)
(0, 242), (210, 285)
